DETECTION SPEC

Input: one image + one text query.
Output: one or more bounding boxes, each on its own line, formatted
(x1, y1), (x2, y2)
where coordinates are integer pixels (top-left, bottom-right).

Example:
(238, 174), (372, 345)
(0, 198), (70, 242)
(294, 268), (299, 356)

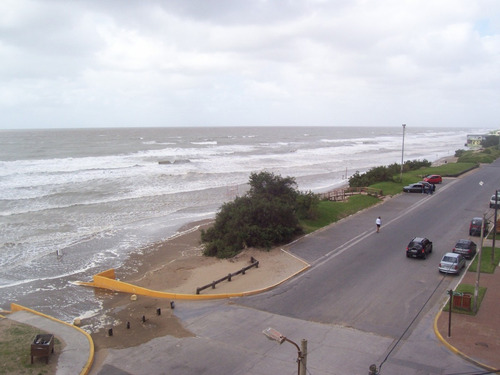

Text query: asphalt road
(238, 160), (500, 339)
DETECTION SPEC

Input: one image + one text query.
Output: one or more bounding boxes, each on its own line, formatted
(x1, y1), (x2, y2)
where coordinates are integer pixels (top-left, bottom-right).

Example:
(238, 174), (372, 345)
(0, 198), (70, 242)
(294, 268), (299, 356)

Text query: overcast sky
(1, 0), (499, 129)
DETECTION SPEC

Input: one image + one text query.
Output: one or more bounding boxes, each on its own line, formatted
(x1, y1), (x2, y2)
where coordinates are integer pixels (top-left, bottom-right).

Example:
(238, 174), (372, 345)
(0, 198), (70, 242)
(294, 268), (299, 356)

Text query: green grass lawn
(0, 322), (62, 375)
(468, 246), (500, 273)
(301, 195), (380, 233)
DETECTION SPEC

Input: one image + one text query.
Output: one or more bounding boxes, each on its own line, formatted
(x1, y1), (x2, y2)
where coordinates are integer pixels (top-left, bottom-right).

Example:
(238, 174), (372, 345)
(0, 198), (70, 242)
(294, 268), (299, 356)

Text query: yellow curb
(10, 303), (94, 375)
(76, 257), (311, 300)
(433, 308), (497, 372)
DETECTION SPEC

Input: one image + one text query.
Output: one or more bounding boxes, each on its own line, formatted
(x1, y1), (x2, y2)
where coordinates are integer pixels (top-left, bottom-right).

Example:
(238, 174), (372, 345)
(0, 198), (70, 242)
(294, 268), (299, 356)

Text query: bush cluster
(458, 146), (500, 164)
(348, 159), (431, 187)
(201, 171), (319, 258)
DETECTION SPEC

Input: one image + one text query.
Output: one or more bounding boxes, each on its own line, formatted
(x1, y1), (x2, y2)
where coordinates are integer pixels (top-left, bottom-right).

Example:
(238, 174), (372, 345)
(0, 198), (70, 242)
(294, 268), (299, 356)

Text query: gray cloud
(0, 0), (499, 129)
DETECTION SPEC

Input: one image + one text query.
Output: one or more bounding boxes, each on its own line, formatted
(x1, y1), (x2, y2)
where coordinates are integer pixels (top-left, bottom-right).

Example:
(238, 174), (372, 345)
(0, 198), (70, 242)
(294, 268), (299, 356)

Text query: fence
(319, 187), (383, 202)
(196, 257), (259, 294)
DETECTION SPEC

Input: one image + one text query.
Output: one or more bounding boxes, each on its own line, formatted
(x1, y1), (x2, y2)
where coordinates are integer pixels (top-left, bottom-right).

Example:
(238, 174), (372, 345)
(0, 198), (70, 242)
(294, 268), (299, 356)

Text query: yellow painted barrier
(10, 303), (94, 375)
(77, 264), (310, 300)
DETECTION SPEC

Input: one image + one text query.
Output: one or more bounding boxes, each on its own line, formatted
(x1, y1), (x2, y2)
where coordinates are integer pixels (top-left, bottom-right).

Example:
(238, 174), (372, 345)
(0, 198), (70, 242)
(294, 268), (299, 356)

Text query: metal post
(448, 289), (453, 337)
(281, 337), (302, 375)
(300, 339), (307, 375)
(400, 124), (406, 182)
(263, 328), (304, 375)
(474, 213), (485, 314)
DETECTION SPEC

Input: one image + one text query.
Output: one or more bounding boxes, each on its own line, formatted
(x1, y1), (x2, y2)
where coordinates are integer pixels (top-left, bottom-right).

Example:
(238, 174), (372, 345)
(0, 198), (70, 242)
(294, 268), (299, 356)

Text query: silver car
(438, 252), (466, 274)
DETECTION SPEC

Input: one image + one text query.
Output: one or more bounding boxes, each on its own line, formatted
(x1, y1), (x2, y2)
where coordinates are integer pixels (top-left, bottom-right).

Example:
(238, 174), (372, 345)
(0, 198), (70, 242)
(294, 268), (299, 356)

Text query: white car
(438, 252), (466, 274)
(490, 193), (500, 208)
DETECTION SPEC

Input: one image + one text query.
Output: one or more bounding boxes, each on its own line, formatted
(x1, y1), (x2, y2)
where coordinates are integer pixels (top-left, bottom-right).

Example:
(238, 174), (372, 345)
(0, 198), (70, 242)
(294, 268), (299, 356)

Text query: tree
(201, 171), (318, 258)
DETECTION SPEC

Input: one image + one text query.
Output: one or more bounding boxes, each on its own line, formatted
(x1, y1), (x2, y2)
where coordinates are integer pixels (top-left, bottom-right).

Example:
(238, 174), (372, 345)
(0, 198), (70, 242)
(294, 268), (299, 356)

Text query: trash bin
(31, 334), (54, 364)
(452, 292), (472, 311)
(462, 293), (472, 310)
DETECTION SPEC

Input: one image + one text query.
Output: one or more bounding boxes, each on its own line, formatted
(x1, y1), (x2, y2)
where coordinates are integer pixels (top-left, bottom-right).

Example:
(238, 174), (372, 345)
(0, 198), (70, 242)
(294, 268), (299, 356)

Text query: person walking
(376, 216), (381, 233)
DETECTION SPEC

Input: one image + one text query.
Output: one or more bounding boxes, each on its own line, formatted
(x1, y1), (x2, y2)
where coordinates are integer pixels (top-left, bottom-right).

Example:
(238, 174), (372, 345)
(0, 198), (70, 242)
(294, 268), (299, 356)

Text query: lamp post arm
(282, 337), (303, 375)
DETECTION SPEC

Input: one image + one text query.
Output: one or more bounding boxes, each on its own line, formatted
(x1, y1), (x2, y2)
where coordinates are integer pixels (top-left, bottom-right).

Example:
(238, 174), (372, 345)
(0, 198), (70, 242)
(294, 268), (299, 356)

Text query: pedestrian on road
(376, 216), (381, 233)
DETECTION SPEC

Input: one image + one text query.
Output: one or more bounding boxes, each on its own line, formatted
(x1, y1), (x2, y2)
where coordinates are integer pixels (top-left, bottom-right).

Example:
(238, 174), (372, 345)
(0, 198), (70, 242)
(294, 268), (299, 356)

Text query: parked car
(406, 237), (433, 259)
(452, 239), (477, 259)
(490, 193), (500, 208)
(403, 182), (432, 193)
(423, 174), (442, 184)
(469, 217), (488, 236)
(439, 252), (466, 274)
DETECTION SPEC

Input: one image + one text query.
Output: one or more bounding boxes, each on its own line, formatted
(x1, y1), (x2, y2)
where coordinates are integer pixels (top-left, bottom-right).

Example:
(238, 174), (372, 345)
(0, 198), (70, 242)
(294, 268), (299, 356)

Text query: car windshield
(455, 243), (467, 249)
(443, 256), (457, 263)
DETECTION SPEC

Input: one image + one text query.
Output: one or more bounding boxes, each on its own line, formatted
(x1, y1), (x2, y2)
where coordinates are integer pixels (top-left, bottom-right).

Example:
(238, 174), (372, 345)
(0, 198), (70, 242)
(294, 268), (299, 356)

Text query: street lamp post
(400, 124), (406, 182)
(263, 327), (306, 375)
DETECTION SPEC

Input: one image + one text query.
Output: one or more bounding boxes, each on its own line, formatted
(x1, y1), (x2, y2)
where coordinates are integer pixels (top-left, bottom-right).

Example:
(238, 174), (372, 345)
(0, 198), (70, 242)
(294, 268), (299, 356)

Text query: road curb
(433, 308), (497, 372)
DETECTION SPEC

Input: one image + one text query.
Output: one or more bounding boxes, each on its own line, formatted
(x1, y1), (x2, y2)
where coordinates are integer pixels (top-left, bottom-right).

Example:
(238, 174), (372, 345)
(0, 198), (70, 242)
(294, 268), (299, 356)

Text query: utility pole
(474, 213), (485, 314)
(492, 190), (498, 265)
(400, 124), (406, 182)
(300, 339), (307, 375)
(448, 289), (453, 337)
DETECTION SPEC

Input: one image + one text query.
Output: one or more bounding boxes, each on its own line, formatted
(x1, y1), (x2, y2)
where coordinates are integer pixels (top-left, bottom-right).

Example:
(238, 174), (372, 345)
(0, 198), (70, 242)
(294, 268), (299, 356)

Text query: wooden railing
(196, 257), (259, 294)
(319, 187), (383, 202)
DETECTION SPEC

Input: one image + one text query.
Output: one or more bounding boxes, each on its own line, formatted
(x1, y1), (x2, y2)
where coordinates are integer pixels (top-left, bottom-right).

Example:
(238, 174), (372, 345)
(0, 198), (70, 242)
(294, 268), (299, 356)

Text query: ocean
(0, 126), (476, 322)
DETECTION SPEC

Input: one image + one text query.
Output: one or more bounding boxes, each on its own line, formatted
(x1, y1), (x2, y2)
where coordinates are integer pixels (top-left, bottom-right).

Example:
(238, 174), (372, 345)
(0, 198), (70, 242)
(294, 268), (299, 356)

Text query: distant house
(466, 134), (486, 149)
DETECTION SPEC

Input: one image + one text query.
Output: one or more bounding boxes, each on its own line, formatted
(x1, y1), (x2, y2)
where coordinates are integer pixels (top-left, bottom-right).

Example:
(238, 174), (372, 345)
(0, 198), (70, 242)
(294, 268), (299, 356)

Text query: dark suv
(469, 217), (488, 236)
(406, 237), (433, 259)
(452, 239), (477, 259)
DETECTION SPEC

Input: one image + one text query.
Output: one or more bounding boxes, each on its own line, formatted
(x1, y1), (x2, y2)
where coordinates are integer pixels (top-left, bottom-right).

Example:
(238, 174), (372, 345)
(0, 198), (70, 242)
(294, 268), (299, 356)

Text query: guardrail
(196, 257), (259, 294)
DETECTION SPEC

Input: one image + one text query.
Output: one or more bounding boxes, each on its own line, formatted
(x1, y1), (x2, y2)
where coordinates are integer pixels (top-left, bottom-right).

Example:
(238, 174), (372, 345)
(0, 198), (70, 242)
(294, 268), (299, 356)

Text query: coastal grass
(301, 195), (380, 233)
(458, 147), (500, 163)
(0, 321), (61, 375)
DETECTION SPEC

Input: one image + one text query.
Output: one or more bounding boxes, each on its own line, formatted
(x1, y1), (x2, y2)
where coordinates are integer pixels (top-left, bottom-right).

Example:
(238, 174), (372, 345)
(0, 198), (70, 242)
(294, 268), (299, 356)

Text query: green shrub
(201, 171), (317, 258)
(349, 159), (430, 187)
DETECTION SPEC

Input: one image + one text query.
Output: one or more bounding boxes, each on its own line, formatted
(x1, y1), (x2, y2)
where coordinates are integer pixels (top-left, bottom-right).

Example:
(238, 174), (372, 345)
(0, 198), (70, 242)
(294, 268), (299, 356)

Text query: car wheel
(422, 253), (426, 260)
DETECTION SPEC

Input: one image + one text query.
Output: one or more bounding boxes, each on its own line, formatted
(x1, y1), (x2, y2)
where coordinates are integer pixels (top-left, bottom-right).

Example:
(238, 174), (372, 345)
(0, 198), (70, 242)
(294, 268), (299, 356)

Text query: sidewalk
(435, 242), (500, 371)
(7, 304), (94, 375)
